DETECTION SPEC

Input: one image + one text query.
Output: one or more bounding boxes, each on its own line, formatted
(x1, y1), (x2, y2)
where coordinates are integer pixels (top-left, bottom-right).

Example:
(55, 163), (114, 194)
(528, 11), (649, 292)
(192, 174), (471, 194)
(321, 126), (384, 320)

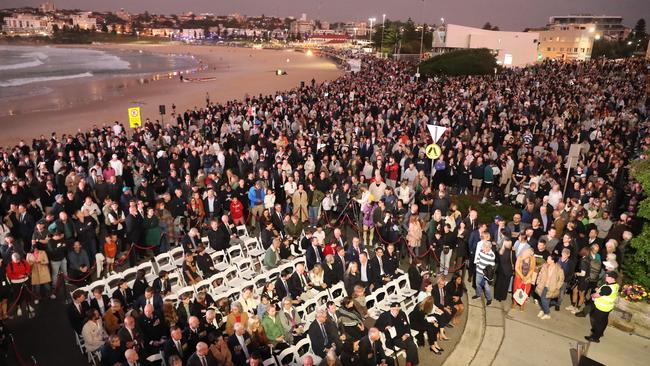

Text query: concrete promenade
(442, 280), (649, 366)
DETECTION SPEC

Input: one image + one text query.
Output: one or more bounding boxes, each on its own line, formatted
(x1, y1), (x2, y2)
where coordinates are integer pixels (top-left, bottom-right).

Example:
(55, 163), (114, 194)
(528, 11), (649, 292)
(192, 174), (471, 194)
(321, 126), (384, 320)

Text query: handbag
(512, 287), (528, 305)
(513, 287), (528, 305)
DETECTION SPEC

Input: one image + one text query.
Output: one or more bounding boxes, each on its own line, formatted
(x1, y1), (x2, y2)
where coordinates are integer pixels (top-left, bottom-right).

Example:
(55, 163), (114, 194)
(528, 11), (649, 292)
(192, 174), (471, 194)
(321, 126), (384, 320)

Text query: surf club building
(431, 24), (540, 67)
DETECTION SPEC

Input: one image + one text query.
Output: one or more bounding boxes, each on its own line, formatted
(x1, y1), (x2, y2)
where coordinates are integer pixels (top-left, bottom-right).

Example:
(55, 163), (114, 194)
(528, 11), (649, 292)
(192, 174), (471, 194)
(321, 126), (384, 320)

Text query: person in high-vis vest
(585, 271), (619, 343)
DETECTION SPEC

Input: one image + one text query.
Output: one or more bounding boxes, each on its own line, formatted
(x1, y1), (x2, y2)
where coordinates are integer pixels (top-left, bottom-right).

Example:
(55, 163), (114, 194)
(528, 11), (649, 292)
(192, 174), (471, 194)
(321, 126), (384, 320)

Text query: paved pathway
(443, 280), (650, 366)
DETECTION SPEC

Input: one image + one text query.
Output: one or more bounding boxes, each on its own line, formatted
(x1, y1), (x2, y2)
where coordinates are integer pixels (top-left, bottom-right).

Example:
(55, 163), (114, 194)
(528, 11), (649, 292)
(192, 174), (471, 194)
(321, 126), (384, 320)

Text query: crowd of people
(0, 47), (647, 366)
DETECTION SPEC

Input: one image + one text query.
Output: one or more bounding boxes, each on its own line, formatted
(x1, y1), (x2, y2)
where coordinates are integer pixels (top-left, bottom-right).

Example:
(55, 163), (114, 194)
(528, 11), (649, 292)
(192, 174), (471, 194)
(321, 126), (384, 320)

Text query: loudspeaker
(159, 105), (166, 115)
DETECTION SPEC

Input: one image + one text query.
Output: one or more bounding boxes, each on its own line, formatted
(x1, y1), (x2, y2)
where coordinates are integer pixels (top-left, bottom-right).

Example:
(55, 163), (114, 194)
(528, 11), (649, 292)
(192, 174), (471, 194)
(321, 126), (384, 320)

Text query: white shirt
(360, 262), (368, 282)
(236, 334), (249, 358)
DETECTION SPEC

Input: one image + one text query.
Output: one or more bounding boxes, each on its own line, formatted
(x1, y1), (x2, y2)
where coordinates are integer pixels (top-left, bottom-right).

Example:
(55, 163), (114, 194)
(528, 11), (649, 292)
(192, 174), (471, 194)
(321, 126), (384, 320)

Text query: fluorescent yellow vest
(594, 283), (619, 312)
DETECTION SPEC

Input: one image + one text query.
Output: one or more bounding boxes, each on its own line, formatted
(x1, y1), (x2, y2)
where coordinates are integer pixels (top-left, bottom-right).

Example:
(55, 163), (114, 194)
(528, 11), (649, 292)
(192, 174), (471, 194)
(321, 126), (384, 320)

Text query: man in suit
(432, 275), (455, 319)
(152, 270), (171, 296)
(358, 251), (375, 292)
(203, 189), (221, 221)
(112, 280), (134, 309)
(358, 327), (395, 366)
(181, 228), (201, 254)
(307, 308), (342, 358)
(369, 247), (390, 290)
(206, 219), (229, 252)
(186, 342), (218, 366)
(271, 204), (285, 234)
(176, 293), (193, 329)
(334, 246), (347, 277)
(134, 287), (164, 316)
(274, 269), (293, 301)
(67, 290), (90, 334)
(533, 205), (553, 233)
(137, 304), (168, 357)
(118, 316), (142, 352)
(288, 262), (312, 300)
(90, 287), (111, 316)
(305, 237), (324, 270)
(122, 348), (140, 366)
(345, 237), (363, 267)
(227, 322), (251, 366)
(183, 316), (207, 353)
(163, 326), (188, 364)
(375, 303), (418, 366)
(330, 228), (346, 251)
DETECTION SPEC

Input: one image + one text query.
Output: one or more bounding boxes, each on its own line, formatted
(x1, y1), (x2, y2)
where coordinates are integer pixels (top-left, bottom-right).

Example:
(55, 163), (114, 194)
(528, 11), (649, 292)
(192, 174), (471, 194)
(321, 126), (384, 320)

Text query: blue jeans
(50, 259), (68, 287)
(476, 272), (492, 301)
(308, 206), (319, 224)
(540, 287), (552, 314)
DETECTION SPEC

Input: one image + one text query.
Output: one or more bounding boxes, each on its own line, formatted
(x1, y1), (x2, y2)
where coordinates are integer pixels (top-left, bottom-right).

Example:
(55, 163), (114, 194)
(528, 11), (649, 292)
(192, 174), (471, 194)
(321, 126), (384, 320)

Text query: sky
(3, 0), (649, 30)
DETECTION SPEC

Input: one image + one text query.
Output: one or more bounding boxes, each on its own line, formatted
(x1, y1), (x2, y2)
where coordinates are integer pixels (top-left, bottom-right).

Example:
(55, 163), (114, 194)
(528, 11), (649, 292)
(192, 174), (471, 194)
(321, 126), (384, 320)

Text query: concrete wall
(441, 24), (539, 67)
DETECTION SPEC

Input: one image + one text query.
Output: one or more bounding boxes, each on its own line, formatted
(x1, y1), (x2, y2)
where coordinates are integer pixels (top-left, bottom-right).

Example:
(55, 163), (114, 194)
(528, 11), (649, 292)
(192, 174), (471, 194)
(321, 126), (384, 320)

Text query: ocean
(0, 45), (198, 116)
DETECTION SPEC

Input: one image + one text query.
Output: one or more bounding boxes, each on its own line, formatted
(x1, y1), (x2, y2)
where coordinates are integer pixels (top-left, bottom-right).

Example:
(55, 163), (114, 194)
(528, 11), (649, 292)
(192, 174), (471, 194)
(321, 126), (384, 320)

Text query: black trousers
(413, 322), (439, 346)
(590, 307), (610, 340)
(391, 337), (419, 365)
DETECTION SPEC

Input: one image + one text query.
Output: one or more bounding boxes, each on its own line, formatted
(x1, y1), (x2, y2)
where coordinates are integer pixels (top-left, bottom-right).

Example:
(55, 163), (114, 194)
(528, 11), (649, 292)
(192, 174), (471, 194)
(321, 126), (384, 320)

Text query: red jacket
(6, 260), (31, 281)
(230, 200), (244, 220)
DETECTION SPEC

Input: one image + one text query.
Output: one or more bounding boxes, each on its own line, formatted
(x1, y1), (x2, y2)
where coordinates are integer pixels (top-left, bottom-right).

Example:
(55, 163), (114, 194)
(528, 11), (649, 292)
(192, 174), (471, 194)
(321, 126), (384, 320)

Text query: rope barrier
(9, 334), (36, 366)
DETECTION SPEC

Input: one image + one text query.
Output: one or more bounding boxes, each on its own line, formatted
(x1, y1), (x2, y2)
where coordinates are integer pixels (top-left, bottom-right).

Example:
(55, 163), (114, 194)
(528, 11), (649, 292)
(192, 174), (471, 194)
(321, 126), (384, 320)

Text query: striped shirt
(474, 243), (496, 275)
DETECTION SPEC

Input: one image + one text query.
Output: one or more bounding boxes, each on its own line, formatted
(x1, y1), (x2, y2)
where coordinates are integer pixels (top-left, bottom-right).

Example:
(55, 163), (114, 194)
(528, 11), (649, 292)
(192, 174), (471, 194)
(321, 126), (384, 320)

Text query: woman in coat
(26, 247), (51, 300)
(494, 239), (515, 302)
(143, 207), (162, 249)
(535, 255), (564, 320)
(513, 248), (536, 311)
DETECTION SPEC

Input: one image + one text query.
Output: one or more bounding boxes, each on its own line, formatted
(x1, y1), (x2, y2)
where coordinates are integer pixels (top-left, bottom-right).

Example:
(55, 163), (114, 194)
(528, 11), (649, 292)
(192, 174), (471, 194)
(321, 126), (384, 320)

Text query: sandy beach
(0, 44), (343, 147)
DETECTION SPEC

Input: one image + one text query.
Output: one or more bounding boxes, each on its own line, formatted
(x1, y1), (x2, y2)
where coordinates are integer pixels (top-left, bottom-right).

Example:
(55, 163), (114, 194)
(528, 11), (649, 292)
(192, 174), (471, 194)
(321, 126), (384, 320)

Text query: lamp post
(418, 1), (426, 61)
(380, 14), (387, 53)
(368, 17), (376, 43)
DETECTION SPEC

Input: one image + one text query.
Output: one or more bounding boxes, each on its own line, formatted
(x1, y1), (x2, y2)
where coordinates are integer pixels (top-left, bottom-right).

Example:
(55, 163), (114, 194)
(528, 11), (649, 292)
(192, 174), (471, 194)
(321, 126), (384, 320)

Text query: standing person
(494, 239), (515, 302)
(6, 253), (33, 317)
(26, 246), (51, 303)
(585, 271), (619, 343)
(473, 240), (496, 306)
(535, 256), (564, 320)
(567, 247), (591, 314)
(247, 181), (265, 229)
(512, 248), (536, 311)
(406, 215), (423, 257)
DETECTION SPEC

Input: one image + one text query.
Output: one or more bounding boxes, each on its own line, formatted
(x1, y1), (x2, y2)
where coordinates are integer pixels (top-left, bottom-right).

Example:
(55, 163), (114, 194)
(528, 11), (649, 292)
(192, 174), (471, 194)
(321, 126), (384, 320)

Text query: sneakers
(541, 314), (551, 320)
(34, 299), (39, 305)
(537, 310), (544, 318)
(471, 295), (480, 300)
(534, 299), (539, 306)
(495, 201), (502, 206)
(50, 294), (57, 300)
(584, 336), (600, 343)
(565, 305), (576, 311)
(16, 308), (22, 317)
(480, 198), (487, 204)
(571, 306), (582, 314)
(486, 300), (492, 306)
(28, 305), (35, 313)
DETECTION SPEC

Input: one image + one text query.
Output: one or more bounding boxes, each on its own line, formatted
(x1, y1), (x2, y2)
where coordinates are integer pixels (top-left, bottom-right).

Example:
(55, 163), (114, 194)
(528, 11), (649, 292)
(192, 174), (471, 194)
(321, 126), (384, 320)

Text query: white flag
(426, 124), (446, 143)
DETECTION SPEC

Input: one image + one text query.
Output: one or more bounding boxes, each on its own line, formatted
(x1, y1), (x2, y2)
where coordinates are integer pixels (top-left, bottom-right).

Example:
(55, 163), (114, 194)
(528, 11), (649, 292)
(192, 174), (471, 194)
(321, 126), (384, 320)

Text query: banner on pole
(426, 124), (446, 143)
(128, 107), (142, 128)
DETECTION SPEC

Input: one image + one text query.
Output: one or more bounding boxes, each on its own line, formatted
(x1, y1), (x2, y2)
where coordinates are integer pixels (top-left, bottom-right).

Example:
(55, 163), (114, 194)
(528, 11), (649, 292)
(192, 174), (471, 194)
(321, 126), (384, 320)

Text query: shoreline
(0, 44), (343, 147)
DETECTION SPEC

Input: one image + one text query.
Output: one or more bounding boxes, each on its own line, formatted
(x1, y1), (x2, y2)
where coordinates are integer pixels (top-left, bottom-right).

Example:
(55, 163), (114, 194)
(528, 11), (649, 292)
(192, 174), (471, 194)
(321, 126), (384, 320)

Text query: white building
(549, 15), (626, 40)
(180, 28), (205, 39)
(432, 24), (539, 67)
(71, 12), (97, 30)
(2, 14), (50, 35)
(538, 23), (598, 61)
(151, 28), (177, 37)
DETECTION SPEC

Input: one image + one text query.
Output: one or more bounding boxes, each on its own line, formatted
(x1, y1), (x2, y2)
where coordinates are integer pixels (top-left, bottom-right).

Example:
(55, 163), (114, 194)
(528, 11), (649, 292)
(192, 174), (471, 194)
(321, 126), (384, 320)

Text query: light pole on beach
(380, 14), (386, 53)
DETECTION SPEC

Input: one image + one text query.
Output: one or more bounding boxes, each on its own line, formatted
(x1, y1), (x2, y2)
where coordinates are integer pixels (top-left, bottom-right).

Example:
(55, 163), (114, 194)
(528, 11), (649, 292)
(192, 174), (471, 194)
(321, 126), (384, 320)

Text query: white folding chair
(121, 267), (139, 284)
(88, 279), (107, 294)
(235, 259), (257, 281)
(236, 225), (249, 237)
(154, 252), (175, 273)
(275, 345), (297, 366)
(105, 273), (124, 289)
(168, 271), (184, 293)
(327, 282), (346, 302)
(243, 237), (265, 258)
(227, 246), (246, 265)
(168, 247), (185, 268)
(210, 250), (230, 271)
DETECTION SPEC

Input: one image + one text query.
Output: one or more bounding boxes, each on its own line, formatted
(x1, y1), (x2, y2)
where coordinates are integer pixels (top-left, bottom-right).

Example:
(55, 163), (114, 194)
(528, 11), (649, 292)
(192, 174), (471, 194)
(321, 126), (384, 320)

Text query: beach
(0, 44), (343, 147)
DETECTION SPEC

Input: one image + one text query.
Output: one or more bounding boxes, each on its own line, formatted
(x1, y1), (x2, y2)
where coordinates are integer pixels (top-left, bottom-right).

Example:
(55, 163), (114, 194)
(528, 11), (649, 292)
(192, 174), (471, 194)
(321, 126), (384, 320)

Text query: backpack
(483, 264), (495, 285)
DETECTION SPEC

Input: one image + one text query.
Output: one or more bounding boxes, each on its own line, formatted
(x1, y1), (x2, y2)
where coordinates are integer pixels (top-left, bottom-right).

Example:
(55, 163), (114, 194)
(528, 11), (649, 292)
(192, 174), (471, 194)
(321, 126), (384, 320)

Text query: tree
(482, 22), (499, 31)
(624, 153), (650, 288)
(419, 48), (499, 76)
(634, 18), (646, 38)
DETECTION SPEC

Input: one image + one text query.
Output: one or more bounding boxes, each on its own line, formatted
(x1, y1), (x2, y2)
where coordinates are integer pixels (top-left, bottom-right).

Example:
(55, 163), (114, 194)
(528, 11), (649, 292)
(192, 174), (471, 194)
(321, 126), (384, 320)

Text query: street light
(381, 14), (386, 53)
(441, 17), (445, 24)
(368, 17), (376, 43)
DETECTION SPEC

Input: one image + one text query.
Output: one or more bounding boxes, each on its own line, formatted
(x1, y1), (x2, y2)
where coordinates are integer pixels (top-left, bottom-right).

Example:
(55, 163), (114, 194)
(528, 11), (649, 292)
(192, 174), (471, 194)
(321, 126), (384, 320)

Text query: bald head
(125, 349), (138, 362)
(196, 341), (209, 356)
